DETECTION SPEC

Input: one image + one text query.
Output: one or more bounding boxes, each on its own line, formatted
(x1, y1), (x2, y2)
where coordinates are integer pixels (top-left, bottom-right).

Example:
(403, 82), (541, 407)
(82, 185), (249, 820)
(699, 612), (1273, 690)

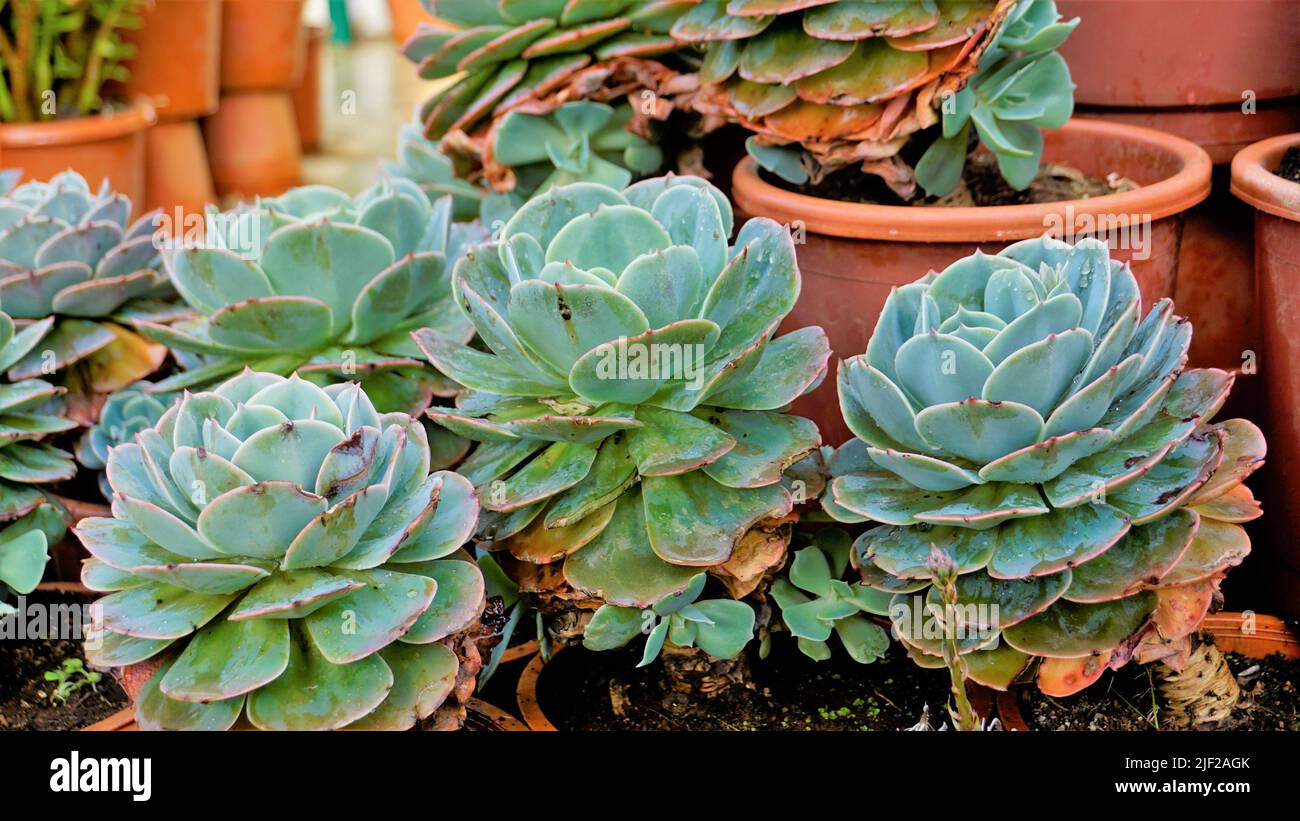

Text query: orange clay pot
(732, 118), (1212, 446)
(143, 119), (216, 224)
(388, 0), (441, 48)
(0, 103), (155, 205)
(110, 0), (222, 121)
(293, 26), (327, 154)
(204, 92), (302, 199)
(219, 0), (306, 92)
(1058, 0), (1300, 163)
(1232, 132), (1300, 618)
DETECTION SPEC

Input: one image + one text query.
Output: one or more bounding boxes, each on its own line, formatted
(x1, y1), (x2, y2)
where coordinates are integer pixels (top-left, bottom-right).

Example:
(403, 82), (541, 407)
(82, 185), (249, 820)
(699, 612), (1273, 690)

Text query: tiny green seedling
(44, 659), (102, 704)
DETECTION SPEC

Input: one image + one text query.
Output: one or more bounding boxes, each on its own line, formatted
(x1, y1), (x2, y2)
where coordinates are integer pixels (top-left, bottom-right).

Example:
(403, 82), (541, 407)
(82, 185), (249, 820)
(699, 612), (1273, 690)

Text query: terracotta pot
(1057, 1), (1300, 163)
(110, 0), (222, 121)
(293, 26), (327, 154)
(1231, 132), (1300, 617)
(388, 0), (439, 47)
(0, 103), (155, 205)
(220, 0), (306, 92)
(995, 613), (1300, 730)
(143, 119), (216, 224)
(732, 118), (1213, 446)
(203, 92), (302, 199)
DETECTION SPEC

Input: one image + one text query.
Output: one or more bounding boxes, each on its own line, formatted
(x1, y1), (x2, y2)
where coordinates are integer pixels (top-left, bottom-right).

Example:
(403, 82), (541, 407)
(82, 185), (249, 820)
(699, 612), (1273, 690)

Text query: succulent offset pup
(413, 174), (829, 661)
(78, 371), (485, 730)
(0, 171), (175, 414)
(0, 309), (74, 616)
(828, 237), (1264, 716)
(75, 383), (178, 500)
(673, 0), (1077, 198)
(138, 179), (485, 421)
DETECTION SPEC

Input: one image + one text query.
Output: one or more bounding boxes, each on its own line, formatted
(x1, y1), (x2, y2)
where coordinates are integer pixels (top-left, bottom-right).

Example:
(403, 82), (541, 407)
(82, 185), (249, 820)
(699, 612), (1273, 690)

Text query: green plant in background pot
(673, 0), (1076, 198)
(139, 179), (484, 428)
(0, 0), (143, 123)
(79, 371), (485, 730)
(827, 236), (1265, 726)
(75, 382), (177, 500)
(412, 173), (829, 673)
(0, 170), (176, 417)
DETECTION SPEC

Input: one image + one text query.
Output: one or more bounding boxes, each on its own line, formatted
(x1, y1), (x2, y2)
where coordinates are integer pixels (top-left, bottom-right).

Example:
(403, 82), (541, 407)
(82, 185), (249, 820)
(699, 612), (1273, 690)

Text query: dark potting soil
(770, 152), (1133, 207)
(1022, 652), (1300, 732)
(537, 639), (957, 731)
(1275, 146), (1300, 184)
(0, 591), (128, 731)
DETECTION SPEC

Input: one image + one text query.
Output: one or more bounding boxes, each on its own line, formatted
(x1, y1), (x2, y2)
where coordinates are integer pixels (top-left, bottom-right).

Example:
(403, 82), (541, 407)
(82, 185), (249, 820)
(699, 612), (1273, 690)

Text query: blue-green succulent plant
(75, 382), (178, 499)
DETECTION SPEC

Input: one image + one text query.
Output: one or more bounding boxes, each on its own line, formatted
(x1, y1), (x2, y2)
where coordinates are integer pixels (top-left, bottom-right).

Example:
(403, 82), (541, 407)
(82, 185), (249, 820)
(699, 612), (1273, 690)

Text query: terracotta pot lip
(731, 118), (1212, 242)
(516, 645), (559, 731)
(1230, 132), (1300, 222)
(0, 101), (156, 148)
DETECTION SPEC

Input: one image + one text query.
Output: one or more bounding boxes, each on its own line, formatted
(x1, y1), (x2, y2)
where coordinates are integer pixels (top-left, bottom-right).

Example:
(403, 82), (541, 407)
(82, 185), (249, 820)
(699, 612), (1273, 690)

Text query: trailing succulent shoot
(413, 174), (830, 658)
(0, 171), (173, 410)
(914, 0), (1076, 195)
(0, 309), (73, 616)
(403, 0), (692, 142)
(769, 528), (890, 664)
(78, 371), (486, 730)
(828, 237), (1265, 696)
(76, 383), (177, 499)
(584, 572), (755, 666)
(0, 0), (144, 123)
(674, 0), (1075, 198)
(139, 179), (485, 420)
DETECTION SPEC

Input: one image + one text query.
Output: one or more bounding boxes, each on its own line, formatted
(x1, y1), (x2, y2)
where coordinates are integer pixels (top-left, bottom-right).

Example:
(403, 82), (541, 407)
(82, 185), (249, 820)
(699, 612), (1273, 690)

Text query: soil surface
(1275, 146), (1300, 184)
(1022, 652), (1300, 732)
(0, 591), (128, 731)
(537, 638), (958, 731)
(771, 151), (1135, 207)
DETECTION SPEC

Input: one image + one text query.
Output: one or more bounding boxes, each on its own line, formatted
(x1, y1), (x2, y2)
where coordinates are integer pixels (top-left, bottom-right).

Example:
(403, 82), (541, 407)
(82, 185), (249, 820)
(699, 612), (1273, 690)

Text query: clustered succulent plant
(75, 382), (176, 499)
(769, 528), (890, 664)
(384, 122), (486, 221)
(0, 0), (144, 123)
(413, 173), (829, 660)
(0, 309), (72, 615)
(140, 179), (485, 426)
(404, 0), (691, 142)
(827, 237), (1264, 696)
(79, 371), (486, 730)
(674, 0), (1076, 198)
(0, 170), (173, 413)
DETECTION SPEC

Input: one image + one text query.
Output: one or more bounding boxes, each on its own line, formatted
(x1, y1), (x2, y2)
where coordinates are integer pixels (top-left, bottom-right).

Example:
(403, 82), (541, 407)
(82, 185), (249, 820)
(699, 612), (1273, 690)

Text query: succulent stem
(1157, 636), (1240, 728)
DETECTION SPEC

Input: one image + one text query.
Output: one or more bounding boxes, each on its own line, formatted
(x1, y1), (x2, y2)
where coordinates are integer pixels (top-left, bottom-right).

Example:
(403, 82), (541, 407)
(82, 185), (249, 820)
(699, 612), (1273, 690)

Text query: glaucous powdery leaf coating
(0, 170), (175, 394)
(414, 174), (828, 657)
(829, 237), (1265, 696)
(78, 371), (485, 730)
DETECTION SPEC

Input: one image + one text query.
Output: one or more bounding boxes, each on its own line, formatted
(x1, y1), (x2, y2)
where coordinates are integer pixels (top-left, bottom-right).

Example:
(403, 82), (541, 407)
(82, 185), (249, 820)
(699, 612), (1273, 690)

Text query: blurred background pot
(204, 92), (302, 198)
(110, 0), (222, 120)
(733, 118), (1212, 446)
(293, 25), (328, 154)
(219, 0), (307, 92)
(1232, 132), (1300, 618)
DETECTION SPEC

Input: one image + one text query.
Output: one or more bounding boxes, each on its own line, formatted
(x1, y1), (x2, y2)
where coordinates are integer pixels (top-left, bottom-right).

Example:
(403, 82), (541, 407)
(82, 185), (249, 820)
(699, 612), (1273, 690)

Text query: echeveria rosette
(405, 0), (691, 142)
(76, 383), (178, 500)
(78, 371), (486, 731)
(0, 171), (175, 407)
(915, 0), (1078, 196)
(770, 528), (890, 664)
(138, 179), (482, 421)
(583, 573), (756, 666)
(413, 175), (830, 648)
(828, 237), (1265, 696)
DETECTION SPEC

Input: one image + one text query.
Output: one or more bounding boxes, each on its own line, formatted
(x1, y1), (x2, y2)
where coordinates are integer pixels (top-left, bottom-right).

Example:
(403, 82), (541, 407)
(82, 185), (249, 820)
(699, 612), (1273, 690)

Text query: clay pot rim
(0, 101), (156, 149)
(994, 612), (1300, 731)
(731, 117), (1212, 242)
(1230, 132), (1300, 222)
(516, 645), (559, 732)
